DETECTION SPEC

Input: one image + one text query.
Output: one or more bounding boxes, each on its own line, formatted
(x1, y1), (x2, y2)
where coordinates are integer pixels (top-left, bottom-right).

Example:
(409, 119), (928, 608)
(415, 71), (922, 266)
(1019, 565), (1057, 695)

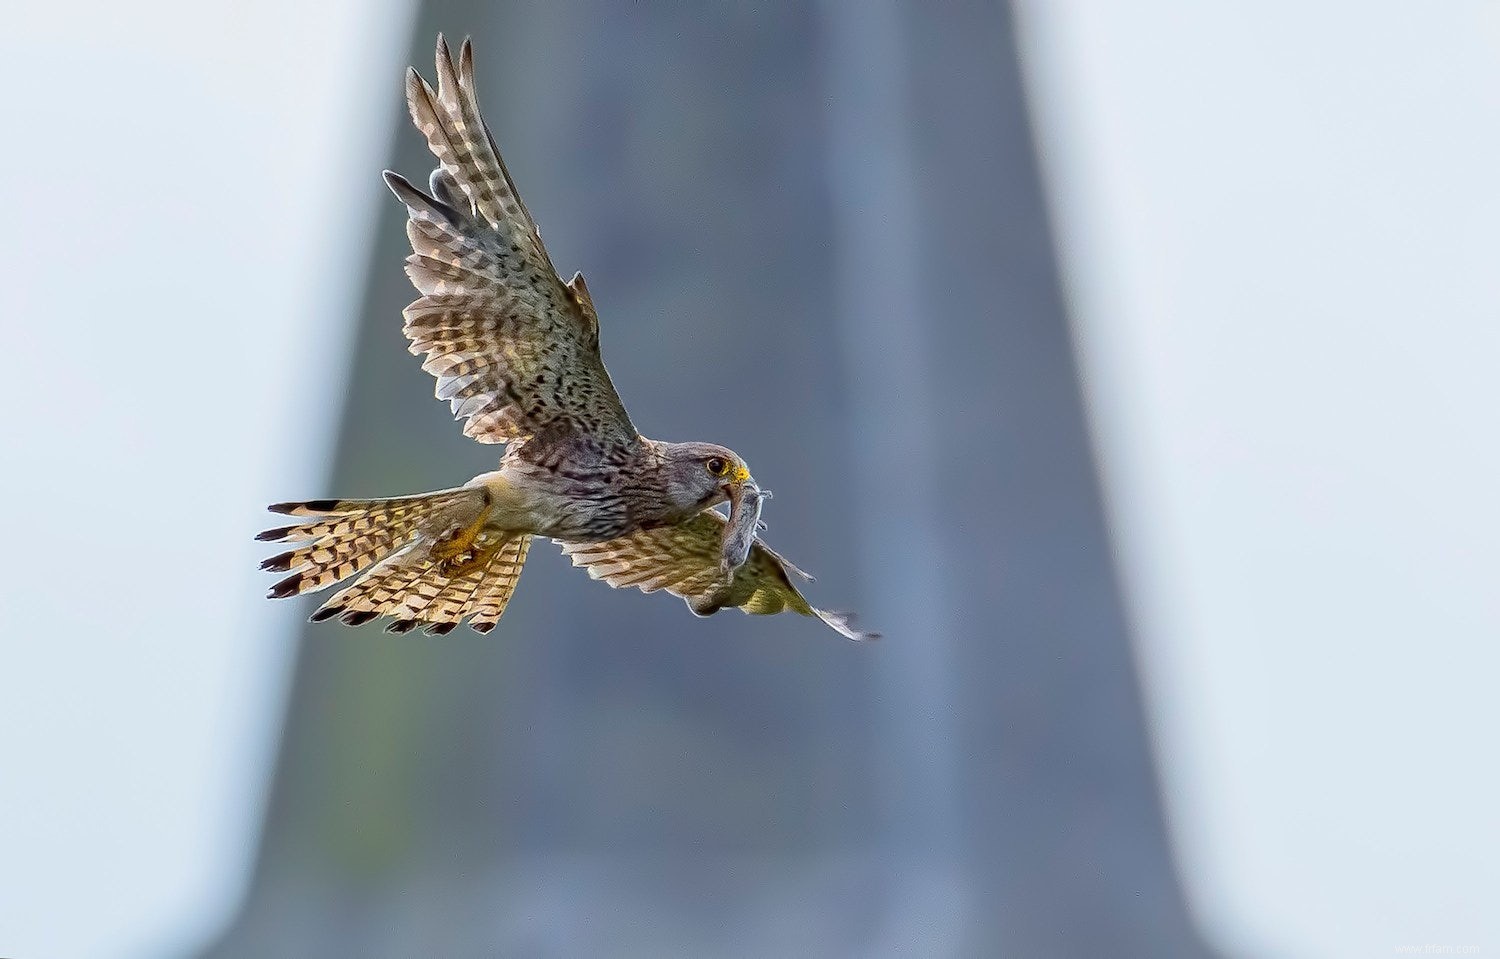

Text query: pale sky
(1019, 2), (1500, 956)
(0, 4), (410, 956)
(1, 3), (1495, 958)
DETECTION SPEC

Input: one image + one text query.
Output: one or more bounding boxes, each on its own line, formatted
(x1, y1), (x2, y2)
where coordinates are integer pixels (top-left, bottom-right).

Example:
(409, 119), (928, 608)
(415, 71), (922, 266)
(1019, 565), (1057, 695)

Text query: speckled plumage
(259, 36), (873, 640)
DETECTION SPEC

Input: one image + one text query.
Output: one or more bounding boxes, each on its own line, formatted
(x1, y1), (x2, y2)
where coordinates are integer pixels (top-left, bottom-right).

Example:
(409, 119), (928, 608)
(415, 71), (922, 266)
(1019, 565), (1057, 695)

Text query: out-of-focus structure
(207, 3), (1211, 956)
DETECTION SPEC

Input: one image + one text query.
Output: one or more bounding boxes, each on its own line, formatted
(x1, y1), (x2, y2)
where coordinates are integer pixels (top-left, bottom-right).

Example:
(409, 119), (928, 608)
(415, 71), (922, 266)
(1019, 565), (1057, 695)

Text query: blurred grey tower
(208, 4), (1215, 957)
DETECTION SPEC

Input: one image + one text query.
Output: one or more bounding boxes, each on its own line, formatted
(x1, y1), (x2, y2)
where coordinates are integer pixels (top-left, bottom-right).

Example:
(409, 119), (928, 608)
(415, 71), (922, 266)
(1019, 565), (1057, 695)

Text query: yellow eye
(706, 457), (728, 476)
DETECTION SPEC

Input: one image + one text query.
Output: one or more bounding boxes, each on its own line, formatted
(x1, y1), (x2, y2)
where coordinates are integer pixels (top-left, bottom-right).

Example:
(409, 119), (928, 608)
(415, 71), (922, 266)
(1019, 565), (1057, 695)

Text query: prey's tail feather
(258, 487), (528, 632)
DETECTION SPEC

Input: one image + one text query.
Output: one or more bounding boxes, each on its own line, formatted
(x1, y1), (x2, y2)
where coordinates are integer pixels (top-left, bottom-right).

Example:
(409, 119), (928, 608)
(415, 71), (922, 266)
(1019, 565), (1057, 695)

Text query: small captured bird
(259, 36), (875, 640)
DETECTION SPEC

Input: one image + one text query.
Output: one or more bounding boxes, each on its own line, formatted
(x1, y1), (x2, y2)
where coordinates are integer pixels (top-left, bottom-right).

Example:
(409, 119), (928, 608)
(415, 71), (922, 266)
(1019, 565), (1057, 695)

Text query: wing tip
(404, 64), (425, 98)
(814, 608), (880, 642)
(434, 33), (460, 95)
(458, 36), (476, 81)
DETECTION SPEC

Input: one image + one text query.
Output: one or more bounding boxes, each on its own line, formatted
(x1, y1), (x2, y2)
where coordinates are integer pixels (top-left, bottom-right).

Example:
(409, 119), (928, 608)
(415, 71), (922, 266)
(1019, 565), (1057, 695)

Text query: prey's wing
(558, 511), (878, 641)
(386, 36), (637, 458)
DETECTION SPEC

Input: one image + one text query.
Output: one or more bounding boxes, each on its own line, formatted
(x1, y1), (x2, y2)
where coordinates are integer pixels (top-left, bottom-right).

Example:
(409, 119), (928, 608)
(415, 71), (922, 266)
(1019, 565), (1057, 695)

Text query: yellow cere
(731, 464), (751, 483)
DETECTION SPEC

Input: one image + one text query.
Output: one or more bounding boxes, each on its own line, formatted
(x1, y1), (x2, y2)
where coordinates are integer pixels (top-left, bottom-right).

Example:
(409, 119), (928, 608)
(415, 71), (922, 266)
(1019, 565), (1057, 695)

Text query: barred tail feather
(257, 488), (484, 601)
(466, 534), (531, 633)
(308, 532), (531, 634)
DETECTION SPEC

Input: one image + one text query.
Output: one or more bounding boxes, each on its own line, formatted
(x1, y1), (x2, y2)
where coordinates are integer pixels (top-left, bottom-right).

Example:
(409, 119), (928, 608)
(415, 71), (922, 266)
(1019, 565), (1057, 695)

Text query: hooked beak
(720, 464), (754, 498)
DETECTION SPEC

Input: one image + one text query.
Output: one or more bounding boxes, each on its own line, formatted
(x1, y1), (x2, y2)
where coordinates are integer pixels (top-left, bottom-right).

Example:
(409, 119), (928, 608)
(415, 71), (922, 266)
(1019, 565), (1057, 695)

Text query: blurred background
(2, 2), (1495, 957)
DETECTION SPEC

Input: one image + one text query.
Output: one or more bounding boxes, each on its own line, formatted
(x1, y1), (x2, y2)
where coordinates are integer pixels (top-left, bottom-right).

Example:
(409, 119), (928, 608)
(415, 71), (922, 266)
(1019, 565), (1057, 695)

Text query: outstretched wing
(558, 512), (878, 641)
(386, 36), (637, 457)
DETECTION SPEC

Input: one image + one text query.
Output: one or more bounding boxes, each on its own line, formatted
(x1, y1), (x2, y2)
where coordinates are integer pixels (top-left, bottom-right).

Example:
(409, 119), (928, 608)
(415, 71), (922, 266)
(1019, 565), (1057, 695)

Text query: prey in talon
(257, 35), (877, 641)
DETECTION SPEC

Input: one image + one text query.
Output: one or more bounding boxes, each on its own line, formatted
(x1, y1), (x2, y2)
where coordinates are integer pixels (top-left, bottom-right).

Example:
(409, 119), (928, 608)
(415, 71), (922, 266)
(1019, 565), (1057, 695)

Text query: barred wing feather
(385, 36), (637, 457)
(558, 512), (878, 641)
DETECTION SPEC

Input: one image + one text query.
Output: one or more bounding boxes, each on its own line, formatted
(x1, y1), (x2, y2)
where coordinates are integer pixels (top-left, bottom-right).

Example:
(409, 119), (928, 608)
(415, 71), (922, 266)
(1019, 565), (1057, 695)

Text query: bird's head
(656, 441), (753, 517)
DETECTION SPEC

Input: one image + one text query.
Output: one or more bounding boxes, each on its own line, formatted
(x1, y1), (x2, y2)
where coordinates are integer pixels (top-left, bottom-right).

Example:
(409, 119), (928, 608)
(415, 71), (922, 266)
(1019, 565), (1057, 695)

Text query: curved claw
(430, 503), (494, 577)
(437, 541), (499, 578)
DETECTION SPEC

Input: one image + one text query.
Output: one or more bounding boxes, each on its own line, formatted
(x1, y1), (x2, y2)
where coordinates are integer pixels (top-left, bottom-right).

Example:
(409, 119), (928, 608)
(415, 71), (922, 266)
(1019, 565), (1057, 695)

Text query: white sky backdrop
(0, 4), (410, 957)
(0, 3), (1494, 958)
(1018, 2), (1499, 957)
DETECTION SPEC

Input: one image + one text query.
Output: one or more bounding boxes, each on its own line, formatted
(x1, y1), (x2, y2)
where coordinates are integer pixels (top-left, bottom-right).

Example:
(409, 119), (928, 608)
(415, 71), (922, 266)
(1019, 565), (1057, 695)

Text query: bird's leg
(431, 503), (493, 576)
(437, 539), (501, 578)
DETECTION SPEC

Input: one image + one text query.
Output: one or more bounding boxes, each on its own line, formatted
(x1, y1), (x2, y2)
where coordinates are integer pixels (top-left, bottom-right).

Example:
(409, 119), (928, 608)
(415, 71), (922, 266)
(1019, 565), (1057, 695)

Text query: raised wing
(558, 511), (878, 641)
(385, 36), (637, 456)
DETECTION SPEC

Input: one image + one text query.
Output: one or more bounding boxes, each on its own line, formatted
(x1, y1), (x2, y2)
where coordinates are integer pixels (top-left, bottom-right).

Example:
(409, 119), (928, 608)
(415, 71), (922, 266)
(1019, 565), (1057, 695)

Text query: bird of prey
(259, 36), (874, 641)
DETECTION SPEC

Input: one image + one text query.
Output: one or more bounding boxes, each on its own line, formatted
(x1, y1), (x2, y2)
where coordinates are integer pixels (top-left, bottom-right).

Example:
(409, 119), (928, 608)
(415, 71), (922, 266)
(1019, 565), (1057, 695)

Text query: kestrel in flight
(259, 36), (875, 640)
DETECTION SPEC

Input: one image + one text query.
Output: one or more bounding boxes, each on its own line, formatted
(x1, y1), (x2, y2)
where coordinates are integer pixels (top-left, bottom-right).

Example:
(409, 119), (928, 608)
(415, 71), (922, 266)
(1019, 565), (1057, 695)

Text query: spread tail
(257, 488), (529, 633)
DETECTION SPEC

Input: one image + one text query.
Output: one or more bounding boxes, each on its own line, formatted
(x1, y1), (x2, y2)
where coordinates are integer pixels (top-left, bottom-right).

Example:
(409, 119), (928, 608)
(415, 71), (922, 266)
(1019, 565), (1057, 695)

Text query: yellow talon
(431, 504), (492, 573)
(437, 540), (500, 578)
